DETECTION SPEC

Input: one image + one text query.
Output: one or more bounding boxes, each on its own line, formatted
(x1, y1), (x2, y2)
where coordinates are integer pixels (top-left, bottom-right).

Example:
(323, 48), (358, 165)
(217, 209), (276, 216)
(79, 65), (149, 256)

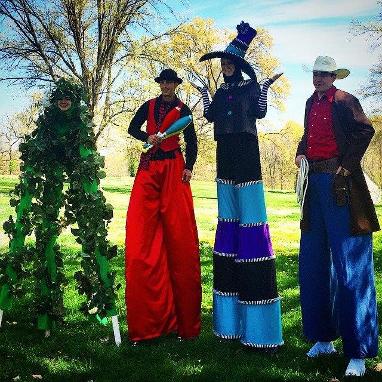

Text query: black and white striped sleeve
(200, 87), (211, 115)
(258, 78), (273, 113)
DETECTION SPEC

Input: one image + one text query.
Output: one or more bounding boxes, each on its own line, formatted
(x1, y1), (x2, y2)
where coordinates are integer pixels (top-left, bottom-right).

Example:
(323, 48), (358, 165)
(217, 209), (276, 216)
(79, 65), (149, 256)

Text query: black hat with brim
(155, 69), (183, 84)
(199, 51), (257, 80)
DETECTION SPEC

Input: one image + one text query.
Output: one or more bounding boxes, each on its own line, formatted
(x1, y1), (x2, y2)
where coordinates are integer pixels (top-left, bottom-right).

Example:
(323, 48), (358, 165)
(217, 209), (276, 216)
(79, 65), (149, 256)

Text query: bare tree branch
(0, 0), (182, 138)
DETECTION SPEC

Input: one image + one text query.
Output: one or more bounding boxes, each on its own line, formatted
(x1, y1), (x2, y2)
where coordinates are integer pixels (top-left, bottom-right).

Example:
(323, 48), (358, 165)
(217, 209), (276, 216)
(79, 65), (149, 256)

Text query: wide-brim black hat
(155, 68), (183, 84)
(199, 21), (257, 80)
(200, 51), (256, 80)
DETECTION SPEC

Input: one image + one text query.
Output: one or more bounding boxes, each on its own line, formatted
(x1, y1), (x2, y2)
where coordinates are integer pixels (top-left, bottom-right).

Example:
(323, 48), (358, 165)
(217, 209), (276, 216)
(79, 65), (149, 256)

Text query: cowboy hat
(312, 56), (350, 80)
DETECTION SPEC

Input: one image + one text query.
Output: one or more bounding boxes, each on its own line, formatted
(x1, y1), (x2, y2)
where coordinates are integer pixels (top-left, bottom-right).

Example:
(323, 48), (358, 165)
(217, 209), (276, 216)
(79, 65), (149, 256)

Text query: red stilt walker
(125, 69), (201, 342)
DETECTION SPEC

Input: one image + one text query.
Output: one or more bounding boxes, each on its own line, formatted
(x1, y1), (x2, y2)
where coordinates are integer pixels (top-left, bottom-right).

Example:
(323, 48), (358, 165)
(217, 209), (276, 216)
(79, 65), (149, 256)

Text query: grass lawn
(0, 175), (381, 382)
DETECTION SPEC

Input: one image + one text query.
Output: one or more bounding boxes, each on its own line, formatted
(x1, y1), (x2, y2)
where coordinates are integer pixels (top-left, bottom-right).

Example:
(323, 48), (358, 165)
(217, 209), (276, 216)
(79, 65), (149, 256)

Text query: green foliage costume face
(0, 78), (118, 331)
(57, 98), (72, 111)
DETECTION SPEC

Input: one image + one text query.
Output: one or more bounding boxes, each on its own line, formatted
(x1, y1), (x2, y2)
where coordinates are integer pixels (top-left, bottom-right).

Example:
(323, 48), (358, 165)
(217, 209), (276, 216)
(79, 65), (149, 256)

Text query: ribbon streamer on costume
(142, 115), (193, 153)
(37, 166), (65, 332)
(296, 157), (309, 217)
(80, 145), (118, 320)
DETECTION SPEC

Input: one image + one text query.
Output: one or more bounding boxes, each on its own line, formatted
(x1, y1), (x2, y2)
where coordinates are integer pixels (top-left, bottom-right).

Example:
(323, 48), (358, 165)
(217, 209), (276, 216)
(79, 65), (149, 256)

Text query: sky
(0, 0), (380, 129)
(172, 0), (381, 129)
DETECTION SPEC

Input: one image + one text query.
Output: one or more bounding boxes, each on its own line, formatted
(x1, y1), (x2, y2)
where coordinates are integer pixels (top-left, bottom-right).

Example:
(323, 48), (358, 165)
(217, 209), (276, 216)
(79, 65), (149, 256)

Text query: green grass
(0, 175), (381, 382)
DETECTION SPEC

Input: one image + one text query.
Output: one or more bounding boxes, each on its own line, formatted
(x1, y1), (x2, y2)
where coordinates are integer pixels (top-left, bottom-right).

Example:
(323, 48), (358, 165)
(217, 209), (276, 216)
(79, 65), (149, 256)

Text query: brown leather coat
(296, 89), (380, 235)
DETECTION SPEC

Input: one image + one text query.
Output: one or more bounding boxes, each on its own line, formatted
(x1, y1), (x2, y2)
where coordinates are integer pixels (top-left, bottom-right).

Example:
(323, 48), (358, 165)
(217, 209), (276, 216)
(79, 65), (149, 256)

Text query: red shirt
(306, 86), (339, 160)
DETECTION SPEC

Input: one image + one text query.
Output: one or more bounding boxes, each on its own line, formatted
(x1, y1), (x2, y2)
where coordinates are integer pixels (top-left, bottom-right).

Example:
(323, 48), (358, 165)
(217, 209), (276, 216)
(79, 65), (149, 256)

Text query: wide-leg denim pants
(299, 172), (378, 358)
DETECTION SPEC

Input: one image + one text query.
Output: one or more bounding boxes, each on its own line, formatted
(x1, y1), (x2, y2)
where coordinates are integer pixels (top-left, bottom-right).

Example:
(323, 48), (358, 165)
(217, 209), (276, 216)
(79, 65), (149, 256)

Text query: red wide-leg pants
(125, 152), (201, 341)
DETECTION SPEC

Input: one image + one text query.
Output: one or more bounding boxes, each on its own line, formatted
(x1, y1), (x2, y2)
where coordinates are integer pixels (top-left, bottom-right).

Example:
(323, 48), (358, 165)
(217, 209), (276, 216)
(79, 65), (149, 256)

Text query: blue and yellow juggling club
(142, 115), (193, 153)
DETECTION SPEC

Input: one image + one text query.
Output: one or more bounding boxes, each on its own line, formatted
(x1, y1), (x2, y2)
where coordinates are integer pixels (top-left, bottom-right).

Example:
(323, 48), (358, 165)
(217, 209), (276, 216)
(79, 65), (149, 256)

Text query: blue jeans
(299, 173), (378, 358)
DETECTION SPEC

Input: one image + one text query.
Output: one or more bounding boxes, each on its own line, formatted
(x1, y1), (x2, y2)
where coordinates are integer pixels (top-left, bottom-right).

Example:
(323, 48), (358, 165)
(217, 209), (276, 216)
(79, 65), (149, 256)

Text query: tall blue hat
(199, 21), (257, 79)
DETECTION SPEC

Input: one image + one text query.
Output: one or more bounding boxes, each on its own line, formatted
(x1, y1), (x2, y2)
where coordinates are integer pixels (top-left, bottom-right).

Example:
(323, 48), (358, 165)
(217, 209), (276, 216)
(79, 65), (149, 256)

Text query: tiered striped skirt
(213, 133), (283, 348)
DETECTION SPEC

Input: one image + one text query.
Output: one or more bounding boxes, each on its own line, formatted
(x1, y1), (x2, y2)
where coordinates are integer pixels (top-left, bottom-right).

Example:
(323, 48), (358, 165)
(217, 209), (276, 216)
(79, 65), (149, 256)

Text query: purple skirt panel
(237, 224), (274, 260)
(214, 220), (239, 254)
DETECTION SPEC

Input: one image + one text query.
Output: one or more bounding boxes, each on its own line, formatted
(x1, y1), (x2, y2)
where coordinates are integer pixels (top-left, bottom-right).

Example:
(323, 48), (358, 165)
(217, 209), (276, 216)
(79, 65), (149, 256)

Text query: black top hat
(155, 69), (183, 84)
(200, 21), (257, 79)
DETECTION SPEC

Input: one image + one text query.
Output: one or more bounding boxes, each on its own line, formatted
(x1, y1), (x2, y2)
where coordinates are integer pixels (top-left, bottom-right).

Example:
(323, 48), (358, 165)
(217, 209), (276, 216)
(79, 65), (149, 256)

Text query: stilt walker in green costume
(0, 78), (121, 345)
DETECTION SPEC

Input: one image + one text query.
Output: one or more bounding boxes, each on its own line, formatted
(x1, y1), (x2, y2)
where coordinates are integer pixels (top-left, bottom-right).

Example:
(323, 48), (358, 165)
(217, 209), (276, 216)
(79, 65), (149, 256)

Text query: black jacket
(205, 80), (265, 139)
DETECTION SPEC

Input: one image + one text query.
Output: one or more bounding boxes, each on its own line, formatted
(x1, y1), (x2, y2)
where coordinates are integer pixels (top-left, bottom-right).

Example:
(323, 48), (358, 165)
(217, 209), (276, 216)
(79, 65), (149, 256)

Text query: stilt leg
(112, 315), (121, 346)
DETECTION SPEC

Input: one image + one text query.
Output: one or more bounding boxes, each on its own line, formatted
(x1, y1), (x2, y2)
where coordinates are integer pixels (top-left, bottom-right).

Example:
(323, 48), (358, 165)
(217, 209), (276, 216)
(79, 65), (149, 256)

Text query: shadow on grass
(1, 242), (381, 382)
(102, 186), (133, 194)
(2, 312), (380, 382)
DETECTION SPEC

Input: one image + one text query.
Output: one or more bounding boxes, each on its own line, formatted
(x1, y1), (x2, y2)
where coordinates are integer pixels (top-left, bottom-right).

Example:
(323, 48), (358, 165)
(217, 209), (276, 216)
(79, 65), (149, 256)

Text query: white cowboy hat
(312, 56), (350, 80)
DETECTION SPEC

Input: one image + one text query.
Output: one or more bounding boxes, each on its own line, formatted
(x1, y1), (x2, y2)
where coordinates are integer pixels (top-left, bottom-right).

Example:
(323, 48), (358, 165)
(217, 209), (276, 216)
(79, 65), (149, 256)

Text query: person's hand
(182, 169), (192, 183)
(336, 166), (351, 176)
(147, 134), (162, 146)
(295, 154), (307, 168)
(271, 72), (283, 82)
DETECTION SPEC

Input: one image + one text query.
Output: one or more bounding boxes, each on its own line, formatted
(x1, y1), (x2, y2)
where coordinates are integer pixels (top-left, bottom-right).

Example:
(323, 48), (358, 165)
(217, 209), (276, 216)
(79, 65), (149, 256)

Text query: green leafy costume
(0, 79), (118, 330)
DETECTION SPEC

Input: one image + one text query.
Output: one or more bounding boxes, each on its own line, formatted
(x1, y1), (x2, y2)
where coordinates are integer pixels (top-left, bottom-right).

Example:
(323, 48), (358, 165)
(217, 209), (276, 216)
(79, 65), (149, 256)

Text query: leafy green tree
(259, 120), (303, 190)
